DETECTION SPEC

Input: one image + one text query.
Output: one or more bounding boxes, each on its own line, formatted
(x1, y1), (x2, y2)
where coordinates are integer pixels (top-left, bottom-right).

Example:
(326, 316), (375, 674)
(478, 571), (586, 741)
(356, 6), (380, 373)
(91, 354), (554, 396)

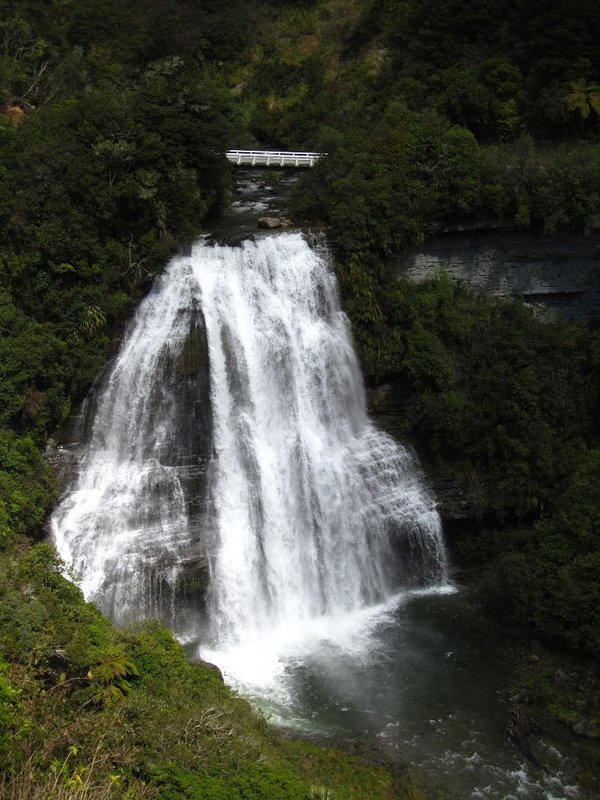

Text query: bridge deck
(226, 150), (323, 167)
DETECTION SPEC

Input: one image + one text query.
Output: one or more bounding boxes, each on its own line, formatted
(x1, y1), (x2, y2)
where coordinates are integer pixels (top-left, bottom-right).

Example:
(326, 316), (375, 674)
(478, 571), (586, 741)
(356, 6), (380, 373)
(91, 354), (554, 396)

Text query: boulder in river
(258, 216), (282, 229)
(257, 216), (293, 229)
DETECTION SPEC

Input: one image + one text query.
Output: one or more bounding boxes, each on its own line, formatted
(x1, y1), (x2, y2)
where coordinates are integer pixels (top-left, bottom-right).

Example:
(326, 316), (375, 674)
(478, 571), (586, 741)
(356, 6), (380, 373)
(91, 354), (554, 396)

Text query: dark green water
(211, 589), (583, 800)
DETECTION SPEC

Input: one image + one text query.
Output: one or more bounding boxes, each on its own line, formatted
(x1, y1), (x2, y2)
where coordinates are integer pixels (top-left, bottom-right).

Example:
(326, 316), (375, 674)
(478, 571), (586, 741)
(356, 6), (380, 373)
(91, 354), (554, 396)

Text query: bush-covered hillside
(235, 0), (600, 252)
(1, 0), (600, 795)
(0, 0), (251, 555)
(0, 540), (407, 799)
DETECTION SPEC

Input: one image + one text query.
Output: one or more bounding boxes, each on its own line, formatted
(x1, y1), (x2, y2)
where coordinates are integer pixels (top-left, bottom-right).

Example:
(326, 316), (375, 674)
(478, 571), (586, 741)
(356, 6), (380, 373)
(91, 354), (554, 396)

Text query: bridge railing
(226, 150), (324, 167)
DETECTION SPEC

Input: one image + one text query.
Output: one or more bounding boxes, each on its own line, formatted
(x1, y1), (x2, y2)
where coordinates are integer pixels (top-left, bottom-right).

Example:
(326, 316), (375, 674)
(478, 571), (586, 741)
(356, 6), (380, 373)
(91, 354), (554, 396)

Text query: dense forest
(1, 0), (600, 797)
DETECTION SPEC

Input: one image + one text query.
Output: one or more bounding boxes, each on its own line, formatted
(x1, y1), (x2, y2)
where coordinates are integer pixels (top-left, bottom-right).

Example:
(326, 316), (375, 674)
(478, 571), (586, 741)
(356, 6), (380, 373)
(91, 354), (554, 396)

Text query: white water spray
(52, 233), (447, 668)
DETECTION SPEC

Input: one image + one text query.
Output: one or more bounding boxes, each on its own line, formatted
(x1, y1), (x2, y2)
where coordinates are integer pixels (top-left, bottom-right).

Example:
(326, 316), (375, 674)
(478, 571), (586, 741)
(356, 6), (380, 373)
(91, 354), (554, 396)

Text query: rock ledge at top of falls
(257, 216), (293, 229)
(204, 232), (257, 247)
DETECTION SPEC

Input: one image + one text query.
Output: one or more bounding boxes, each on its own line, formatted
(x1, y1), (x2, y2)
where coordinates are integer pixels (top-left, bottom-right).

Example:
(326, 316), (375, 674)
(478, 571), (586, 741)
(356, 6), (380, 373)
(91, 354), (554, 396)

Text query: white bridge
(226, 150), (323, 167)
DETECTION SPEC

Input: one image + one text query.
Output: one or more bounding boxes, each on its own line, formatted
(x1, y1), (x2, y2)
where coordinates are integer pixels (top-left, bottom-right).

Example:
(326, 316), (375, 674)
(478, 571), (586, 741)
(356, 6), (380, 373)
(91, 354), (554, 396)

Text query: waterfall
(51, 255), (212, 637)
(52, 233), (447, 660)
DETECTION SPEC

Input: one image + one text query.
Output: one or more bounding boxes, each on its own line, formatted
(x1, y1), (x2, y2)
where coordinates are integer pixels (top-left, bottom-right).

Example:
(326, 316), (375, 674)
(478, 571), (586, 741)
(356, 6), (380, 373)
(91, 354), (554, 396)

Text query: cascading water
(51, 259), (219, 642)
(52, 231), (447, 670)
(51, 229), (586, 799)
(197, 234), (447, 652)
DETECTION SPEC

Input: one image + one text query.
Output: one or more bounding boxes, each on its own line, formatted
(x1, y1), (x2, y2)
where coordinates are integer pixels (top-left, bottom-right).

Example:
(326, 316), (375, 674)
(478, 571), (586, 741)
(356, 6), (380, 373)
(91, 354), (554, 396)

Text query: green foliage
(340, 263), (599, 533)
(0, 429), (55, 548)
(294, 131), (600, 257)
(565, 78), (600, 120)
(481, 138), (600, 232)
(151, 764), (235, 800)
(0, 543), (112, 672)
(0, 540), (402, 798)
(293, 106), (484, 256)
(492, 450), (600, 655)
(239, 0), (600, 258)
(0, 657), (20, 761)
(86, 645), (139, 706)
(240, 0), (600, 152)
(151, 762), (310, 800)
(0, 1), (242, 464)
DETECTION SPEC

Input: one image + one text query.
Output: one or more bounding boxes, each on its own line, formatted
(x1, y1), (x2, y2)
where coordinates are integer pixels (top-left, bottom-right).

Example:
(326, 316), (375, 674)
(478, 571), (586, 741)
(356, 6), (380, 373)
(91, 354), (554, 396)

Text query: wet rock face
(167, 311), (212, 464)
(398, 228), (600, 323)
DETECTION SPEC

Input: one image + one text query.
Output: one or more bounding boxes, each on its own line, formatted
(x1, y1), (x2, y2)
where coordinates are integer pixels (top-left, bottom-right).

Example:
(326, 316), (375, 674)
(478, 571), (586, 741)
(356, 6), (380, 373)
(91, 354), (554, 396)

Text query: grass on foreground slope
(0, 540), (430, 800)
